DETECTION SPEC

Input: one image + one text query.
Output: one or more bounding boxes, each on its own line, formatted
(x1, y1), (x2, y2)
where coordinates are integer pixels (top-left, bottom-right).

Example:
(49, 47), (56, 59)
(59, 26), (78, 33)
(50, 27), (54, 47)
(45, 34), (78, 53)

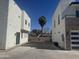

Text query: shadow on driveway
(22, 42), (63, 50)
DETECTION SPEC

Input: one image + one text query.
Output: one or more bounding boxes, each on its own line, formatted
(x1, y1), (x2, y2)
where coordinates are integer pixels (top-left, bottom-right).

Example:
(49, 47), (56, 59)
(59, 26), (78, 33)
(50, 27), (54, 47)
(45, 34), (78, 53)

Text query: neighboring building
(21, 11), (31, 44)
(52, 0), (79, 50)
(0, 0), (31, 50)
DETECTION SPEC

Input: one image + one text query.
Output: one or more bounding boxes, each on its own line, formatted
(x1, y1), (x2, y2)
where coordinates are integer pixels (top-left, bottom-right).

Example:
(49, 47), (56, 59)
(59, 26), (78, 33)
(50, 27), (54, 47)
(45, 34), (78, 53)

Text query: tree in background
(39, 16), (47, 33)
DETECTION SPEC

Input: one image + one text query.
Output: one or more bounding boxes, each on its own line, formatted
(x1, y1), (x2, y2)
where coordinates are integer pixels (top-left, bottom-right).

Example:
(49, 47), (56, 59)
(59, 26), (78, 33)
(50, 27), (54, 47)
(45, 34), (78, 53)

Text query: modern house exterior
(0, 0), (31, 50)
(52, 0), (79, 50)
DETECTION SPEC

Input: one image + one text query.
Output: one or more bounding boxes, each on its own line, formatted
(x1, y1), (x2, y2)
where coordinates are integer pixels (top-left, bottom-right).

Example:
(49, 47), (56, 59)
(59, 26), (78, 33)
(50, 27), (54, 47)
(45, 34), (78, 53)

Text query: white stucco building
(52, 0), (79, 50)
(0, 0), (31, 50)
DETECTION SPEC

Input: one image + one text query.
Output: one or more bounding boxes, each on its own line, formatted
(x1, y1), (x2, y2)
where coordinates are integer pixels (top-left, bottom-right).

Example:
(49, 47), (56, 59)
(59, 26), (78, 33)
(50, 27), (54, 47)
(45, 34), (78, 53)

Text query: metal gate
(70, 30), (79, 49)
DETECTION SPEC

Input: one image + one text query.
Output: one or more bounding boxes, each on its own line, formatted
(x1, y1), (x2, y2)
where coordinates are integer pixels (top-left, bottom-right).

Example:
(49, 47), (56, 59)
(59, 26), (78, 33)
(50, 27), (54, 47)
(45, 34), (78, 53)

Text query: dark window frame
(28, 23), (30, 27)
(76, 10), (79, 17)
(25, 20), (27, 25)
(54, 20), (56, 28)
(61, 34), (64, 41)
(58, 14), (60, 24)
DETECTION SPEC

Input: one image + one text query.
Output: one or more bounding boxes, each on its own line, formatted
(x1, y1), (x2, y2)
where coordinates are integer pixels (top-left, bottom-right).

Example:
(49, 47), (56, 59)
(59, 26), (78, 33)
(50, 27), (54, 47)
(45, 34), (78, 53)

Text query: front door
(16, 32), (20, 44)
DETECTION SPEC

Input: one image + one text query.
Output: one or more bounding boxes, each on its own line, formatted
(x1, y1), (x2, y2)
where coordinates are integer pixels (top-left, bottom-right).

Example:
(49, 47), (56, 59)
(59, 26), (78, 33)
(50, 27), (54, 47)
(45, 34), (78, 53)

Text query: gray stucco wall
(0, 0), (31, 50)
(0, 0), (9, 49)
(5, 0), (22, 49)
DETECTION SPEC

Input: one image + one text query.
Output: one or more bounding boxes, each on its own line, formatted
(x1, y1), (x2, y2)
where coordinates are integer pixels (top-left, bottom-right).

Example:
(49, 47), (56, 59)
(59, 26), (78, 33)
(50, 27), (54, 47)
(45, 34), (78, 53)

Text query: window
(21, 33), (23, 38)
(21, 33), (28, 38)
(54, 20), (56, 28)
(58, 15), (60, 24)
(18, 16), (20, 18)
(25, 20), (27, 25)
(58, 32), (60, 33)
(76, 10), (79, 17)
(28, 23), (30, 27)
(61, 34), (64, 41)
(24, 33), (28, 38)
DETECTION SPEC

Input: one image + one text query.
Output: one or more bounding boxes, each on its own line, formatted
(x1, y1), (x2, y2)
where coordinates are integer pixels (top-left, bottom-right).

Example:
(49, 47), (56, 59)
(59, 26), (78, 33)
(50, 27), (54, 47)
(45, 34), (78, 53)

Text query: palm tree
(39, 16), (47, 33)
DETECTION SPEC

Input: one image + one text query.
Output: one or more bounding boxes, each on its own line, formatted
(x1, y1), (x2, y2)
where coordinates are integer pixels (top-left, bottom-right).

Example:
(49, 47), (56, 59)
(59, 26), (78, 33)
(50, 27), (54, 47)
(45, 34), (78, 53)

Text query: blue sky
(15, 0), (59, 31)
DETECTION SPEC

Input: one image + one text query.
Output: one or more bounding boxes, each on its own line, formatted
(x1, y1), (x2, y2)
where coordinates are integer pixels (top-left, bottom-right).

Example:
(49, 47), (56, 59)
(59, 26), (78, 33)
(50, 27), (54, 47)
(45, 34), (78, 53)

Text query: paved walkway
(0, 42), (79, 59)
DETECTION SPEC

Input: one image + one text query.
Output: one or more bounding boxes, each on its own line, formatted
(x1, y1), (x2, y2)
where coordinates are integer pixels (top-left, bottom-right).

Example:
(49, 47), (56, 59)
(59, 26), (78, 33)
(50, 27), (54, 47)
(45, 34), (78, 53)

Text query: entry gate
(70, 30), (79, 49)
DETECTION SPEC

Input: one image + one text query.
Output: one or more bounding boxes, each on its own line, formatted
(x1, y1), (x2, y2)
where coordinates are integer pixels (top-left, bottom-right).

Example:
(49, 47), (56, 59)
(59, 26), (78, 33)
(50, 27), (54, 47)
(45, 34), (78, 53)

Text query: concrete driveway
(0, 42), (79, 59)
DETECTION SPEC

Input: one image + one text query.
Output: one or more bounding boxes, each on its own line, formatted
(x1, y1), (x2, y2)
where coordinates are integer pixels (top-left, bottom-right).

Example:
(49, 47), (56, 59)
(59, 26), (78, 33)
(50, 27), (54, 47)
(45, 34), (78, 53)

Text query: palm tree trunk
(42, 27), (44, 33)
(41, 27), (43, 36)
